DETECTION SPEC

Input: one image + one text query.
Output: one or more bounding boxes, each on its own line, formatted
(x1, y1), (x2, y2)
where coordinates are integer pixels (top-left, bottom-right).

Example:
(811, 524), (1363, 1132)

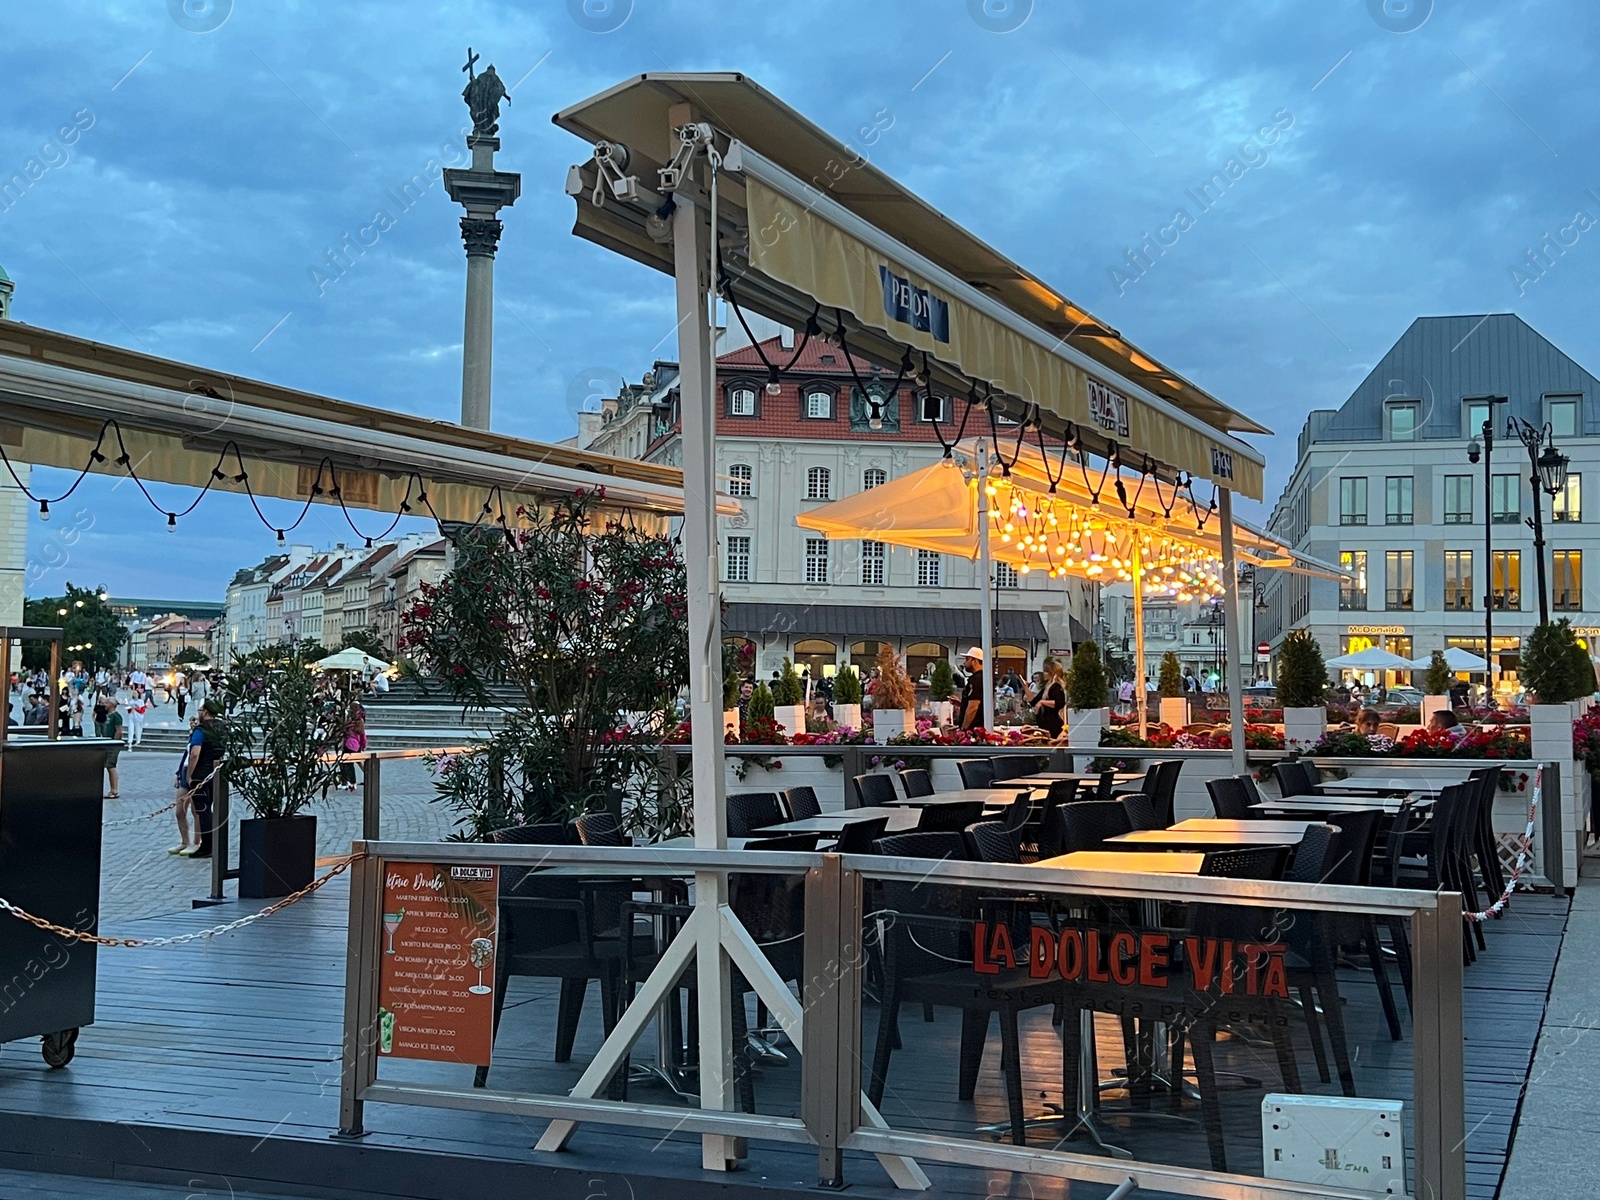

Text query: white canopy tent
(1327, 646), (1417, 671)
(315, 648), (392, 674)
(1407, 647), (1491, 673)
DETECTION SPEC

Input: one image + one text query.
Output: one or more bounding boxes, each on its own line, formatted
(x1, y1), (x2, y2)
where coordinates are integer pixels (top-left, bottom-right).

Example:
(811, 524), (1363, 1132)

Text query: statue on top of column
(461, 48), (509, 138)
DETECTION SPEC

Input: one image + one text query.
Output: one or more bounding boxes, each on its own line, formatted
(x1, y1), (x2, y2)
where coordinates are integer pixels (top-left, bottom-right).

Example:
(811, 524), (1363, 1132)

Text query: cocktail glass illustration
(383, 908), (404, 955)
(378, 1007), (394, 1054)
(468, 936), (494, 995)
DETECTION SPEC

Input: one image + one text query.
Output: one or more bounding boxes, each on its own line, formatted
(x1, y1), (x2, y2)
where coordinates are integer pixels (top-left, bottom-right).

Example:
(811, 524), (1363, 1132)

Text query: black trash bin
(0, 626), (107, 1068)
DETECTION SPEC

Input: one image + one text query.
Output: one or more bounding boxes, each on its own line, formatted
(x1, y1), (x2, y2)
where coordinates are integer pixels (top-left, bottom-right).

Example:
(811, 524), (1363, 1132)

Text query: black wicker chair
(1059, 800), (1133, 853)
(781, 785), (822, 821)
(1206, 776), (1255, 821)
(991, 755), (1047, 781)
(957, 759), (996, 789)
(898, 768), (936, 798)
(726, 791), (785, 838)
(836, 816), (890, 854)
(915, 800), (987, 833)
(1120, 793), (1162, 832)
(853, 773), (899, 808)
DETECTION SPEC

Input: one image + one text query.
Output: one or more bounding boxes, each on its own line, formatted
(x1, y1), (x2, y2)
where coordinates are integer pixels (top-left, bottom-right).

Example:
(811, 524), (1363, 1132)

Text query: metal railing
(336, 839), (1466, 1199)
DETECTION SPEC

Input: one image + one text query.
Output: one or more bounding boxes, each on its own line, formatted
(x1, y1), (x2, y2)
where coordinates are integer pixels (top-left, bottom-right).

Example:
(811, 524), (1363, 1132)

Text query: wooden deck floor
(0, 875), (1565, 1200)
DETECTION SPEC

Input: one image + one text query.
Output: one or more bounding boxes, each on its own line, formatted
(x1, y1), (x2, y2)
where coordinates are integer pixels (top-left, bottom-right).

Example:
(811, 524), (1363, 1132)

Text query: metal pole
(1132, 543), (1147, 740)
(1483, 421), (1495, 698)
(362, 753), (381, 841)
(977, 440), (995, 731)
(667, 105), (736, 1170)
(1218, 488), (1247, 774)
(1528, 440), (1551, 625)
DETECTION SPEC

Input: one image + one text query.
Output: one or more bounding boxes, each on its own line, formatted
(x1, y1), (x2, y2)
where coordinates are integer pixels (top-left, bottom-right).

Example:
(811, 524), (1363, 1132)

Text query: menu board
(376, 861), (498, 1065)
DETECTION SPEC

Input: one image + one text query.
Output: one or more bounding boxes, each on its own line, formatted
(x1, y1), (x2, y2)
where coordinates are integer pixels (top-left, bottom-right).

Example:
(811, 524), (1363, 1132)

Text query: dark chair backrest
(1273, 761), (1313, 798)
(782, 785), (823, 821)
(744, 833), (821, 852)
(898, 768), (935, 798)
(1059, 800), (1133, 854)
(571, 811), (625, 847)
(1199, 844), (1288, 879)
(999, 793), (1033, 831)
(1206, 776), (1254, 821)
(1147, 760), (1182, 826)
(1319, 808), (1383, 886)
(1029, 780), (1078, 860)
(1096, 769), (1118, 801)
(727, 791), (786, 838)
(990, 755), (1046, 781)
(957, 759), (996, 789)
(915, 800), (987, 833)
(1302, 761), (1324, 785)
(1285, 823), (1341, 884)
(835, 816), (890, 854)
(1120, 793), (1162, 831)
(965, 820), (1023, 864)
(874, 830), (970, 864)
(852, 773), (899, 808)
(1241, 773), (1265, 808)
(1046, 778), (1080, 806)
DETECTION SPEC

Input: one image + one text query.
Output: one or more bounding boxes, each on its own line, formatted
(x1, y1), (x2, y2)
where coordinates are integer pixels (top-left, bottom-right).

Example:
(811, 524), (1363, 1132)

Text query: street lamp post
(1467, 395), (1509, 693)
(1505, 416), (1570, 624)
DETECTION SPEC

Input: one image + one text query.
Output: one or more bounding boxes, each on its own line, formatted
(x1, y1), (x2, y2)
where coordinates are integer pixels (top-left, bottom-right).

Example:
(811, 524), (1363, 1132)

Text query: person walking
(181, 699), (224, 859)
(1032, 659), (1068, 738)
(338, 701), (367, 791)
(958, 647), (987, 731)
(175, 680), (189, 721)
(100, 697), (123, 798)
(127, 686), (149, 747)
(169, 718), (198, 855)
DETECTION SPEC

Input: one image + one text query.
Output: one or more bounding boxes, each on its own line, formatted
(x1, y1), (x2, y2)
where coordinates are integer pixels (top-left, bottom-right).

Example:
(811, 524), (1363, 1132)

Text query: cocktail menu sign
(376, 861), (498, 1065)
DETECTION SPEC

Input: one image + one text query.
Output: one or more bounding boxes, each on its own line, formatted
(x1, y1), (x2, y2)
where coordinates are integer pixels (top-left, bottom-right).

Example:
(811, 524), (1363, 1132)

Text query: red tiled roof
(717, 336), (877, 377)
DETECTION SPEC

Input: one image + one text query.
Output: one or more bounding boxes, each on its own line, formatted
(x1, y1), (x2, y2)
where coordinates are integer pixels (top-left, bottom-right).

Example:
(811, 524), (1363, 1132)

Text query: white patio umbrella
(1325, 646), (1416, 671)
(314, 647), (391, 674)
(1407, 647), (1490, 672)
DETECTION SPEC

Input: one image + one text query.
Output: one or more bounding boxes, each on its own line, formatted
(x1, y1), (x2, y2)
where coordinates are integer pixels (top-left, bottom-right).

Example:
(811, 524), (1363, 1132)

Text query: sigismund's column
(444, 52), (521, 430)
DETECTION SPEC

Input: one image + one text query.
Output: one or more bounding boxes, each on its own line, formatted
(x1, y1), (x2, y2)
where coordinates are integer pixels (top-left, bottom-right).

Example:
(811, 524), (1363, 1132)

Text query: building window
(863, 467), (887, 490)
(1385, 476), (1414, 525)
(725, 535), (751, 583)
(1492, 550), (1522, 610)
(861, 541), (885, 585)
(916, 550), (942, 587)
(1491, 474), (1521, 523)
(1547, 395), (1580, 438)
(727, 463), (752, 498)
(726, 385), (758, 417)
(804, 389), (834, 420)
(1385, 550), (1414, 611)
(917, 392), (949, 423)
(1554, 551), (1582, 612)
(1387, 402), (1419, 441)
(1339, 551), (1367, 611)
(1464, 399), (1491, 439)
(1444, 550), (1473, 611)
(1443, 475), (1473, 524)
(995, 562), (1018, 589)
(1554, 474), (1581, 522)
(1339, 477), (1368, 526)
(804, 538), (830, 584)
(805, 466), (831, 500)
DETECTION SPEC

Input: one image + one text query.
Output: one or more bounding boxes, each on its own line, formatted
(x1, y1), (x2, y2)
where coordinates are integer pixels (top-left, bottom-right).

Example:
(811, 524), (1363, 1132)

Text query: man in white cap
(958, 647), (986, 731)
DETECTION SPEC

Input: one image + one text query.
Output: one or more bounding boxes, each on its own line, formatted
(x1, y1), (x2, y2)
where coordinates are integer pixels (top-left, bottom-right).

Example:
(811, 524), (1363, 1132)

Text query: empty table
(1253, 796), (1430, 816)
(1009, 772), (1145, 789)
(888, 787), (1034, 807)
(1170, 818), (1318, 836)
(1035, 850), (1205, 874)
(757, 807), (920, 835)
(1105, 828), (1302, 850)
(1317, 776), (1462, 796)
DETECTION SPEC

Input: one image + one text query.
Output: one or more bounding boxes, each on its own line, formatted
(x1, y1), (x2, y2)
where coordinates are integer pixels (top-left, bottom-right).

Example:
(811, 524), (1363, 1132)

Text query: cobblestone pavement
(97, 750), (458, 928)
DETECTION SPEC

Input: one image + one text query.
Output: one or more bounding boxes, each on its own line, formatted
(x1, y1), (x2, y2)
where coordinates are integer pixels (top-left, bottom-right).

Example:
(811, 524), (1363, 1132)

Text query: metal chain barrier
(1467, 766), (1541, 923)
(99, 759), (224, 828)
(0, 853), (363, 947)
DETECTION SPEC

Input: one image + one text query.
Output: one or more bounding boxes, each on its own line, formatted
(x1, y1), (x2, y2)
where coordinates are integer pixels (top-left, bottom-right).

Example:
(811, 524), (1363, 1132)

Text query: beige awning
(554, 72), (1269, 500)
(0, 323), (738, 525)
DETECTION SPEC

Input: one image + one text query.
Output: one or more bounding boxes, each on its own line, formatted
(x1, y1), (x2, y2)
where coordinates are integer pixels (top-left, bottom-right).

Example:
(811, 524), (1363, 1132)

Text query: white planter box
(833, 703), (863, 733)
(929, 700), (954, 728)
(872, 709), (913, 744)
(773, 703), (806, 739)
(1283, 706), (1327, 751)
(723, 708), (740, 740)
(1159, 697), (1189, 729)
(1067, 707), (1108, 748)
(1420, 696), (1451, 726)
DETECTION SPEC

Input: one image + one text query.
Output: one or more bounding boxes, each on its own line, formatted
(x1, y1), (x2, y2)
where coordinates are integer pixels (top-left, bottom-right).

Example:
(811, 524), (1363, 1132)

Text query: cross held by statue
(462, 48), (479, 78)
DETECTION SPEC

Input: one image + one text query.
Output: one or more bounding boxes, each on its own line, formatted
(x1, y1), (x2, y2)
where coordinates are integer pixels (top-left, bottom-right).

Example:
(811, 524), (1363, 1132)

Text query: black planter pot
(238, 814), (317, 899)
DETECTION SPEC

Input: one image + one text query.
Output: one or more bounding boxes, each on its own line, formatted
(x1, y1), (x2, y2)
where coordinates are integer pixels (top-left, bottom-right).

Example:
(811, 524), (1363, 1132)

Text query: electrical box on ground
(1262, 1093), (1405, 1194)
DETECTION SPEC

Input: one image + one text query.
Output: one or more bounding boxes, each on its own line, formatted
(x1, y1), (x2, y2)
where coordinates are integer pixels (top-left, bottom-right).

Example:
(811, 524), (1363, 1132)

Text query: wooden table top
(1106, 828), (1303, 849)
(1253, 796), (1430, 816)
(758, 807), (920, 835)
(1171, 818), (1319, 835)
(1035, 850), (1205, 875)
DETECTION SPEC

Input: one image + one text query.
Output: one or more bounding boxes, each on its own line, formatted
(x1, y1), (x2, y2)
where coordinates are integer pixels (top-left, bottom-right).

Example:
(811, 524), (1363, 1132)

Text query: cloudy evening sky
(3, 0), (1598, 601)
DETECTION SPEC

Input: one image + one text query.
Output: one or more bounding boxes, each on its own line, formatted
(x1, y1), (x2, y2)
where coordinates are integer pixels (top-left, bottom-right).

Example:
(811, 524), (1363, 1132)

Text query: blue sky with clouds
(4, 0), (1598, 601)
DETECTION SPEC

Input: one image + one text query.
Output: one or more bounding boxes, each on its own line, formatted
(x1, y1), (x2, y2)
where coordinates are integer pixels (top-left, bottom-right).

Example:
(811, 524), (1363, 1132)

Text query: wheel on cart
(41, 1029), (78, 1068)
